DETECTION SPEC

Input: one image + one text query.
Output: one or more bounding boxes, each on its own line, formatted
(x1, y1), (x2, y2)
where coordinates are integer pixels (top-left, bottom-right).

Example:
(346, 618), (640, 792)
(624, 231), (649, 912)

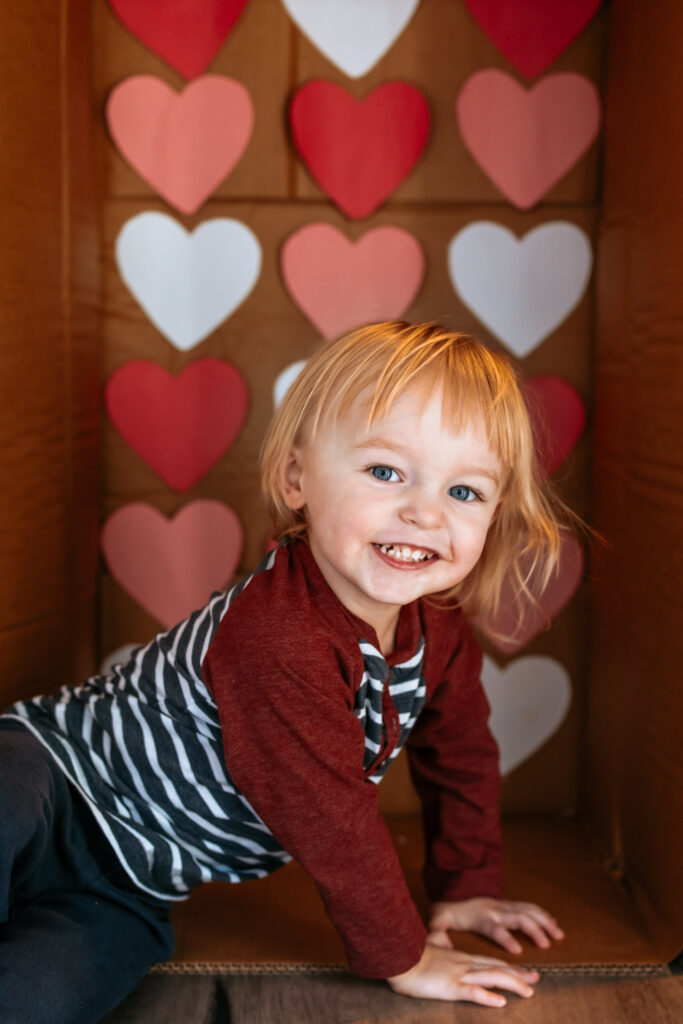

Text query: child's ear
(281, 448), (306, 510)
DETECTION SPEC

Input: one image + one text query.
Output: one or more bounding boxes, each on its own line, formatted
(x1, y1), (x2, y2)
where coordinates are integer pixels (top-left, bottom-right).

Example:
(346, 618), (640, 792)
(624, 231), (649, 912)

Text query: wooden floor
(101, 970), (683, 1023)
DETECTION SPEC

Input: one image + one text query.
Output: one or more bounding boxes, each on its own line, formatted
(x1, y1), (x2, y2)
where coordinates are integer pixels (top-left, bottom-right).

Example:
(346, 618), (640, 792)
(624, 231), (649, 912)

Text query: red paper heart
(105, 359), (248, 491)
(106, 75), (254, 214)
(289, 80), (430, 219)
(108, 0), (249, 79)
(474, 532), (584, 655)
(464, 0), (602, 79)
(523, 376), (585, 477)
(101, 501), (243, 628)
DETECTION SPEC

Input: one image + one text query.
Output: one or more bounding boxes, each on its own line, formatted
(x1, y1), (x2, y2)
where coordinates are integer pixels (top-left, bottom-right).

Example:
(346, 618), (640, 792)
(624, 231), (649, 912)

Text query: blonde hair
(261, 321), (576, 637)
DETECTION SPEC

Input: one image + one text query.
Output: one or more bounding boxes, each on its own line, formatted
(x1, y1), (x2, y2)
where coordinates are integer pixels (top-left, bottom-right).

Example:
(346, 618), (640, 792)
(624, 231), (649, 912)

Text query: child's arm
(406, 612), (564, 955)
(405, 616), (504, 903)
(428, 898), (564, 953)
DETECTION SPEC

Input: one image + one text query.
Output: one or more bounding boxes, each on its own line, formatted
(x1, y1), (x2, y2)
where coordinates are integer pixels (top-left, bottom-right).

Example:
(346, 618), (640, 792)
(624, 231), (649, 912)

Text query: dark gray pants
(0, 722), (175, 1024)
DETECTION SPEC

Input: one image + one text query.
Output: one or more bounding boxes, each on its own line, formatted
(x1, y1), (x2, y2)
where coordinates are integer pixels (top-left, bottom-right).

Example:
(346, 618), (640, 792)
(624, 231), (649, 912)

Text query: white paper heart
(281, 0), (420, 78)
(448, 221), (592, 358)
(274, 359), (307, 409)
(481, 655), (571, 775)
(115, 212), (262, 351)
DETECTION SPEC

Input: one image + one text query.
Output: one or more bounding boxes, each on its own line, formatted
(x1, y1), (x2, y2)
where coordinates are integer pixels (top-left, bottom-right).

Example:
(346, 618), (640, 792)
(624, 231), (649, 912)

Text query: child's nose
(398, 493), (444, 530)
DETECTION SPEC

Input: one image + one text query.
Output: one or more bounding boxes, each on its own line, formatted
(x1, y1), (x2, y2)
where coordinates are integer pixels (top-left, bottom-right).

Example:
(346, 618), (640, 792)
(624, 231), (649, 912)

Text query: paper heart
(105, 359), (249, 491)
(281, 224), (424, 339)
(464, 0), (602, 79)
(448, 221), (592, 358)
(289, 80), (430, 219)
(115, 213), (261, 351)
(273, 359), (307, 410)
(523, 376), (585, 477)
(481, 655), (571, 775)
(107, 0), (249, 79)
(474, 532), (584, 655)
(281, 0), (420, 78)
(456, 70), (600, 209)
(101, 501), (243, 628)
(106, 75), (254, 215)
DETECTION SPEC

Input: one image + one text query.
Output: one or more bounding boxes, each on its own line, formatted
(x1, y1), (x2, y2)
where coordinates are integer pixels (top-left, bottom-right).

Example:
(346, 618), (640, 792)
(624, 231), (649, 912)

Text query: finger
(525, 908), (565, 940)
(426, 929), (453, 950)
(453, 983), (507, 1008)
(487, 922), (524, 954)
(462, 968), (538, 999)
(503, 914), (552, 949)
(507, 903), (565, 941)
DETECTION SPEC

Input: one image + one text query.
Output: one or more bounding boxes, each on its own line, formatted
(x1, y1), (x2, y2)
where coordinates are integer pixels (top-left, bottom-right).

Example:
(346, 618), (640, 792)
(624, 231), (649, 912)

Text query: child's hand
(428, 897), (565, 954)
(387, 944), (540, 1005)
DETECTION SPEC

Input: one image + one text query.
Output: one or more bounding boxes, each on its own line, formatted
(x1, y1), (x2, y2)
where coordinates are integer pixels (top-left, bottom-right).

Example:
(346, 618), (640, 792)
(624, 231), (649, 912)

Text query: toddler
(1, 321), (569, 1022)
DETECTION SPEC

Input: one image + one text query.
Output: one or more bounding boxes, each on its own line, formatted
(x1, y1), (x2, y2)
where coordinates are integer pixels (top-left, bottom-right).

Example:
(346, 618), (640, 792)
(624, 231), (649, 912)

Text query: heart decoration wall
(101, 501), (244, 628)
(115, 212), (262, 351)
(106, 75), (254, 215)
(456, 70), (601, 209)
(447, 221), (593, 358)
(463, 0), (603, 79)
(100, 0), (602, 776)
(107, 0), (250, 79)
(105, 360), (249, 491)
(481, 655), (572, 775)
(524, 376), (586, 478)
(280, 0), (420, 79)
(473, 531), (585, 656)
(281, 224), (425, 338)
(289, 80), (431, 219)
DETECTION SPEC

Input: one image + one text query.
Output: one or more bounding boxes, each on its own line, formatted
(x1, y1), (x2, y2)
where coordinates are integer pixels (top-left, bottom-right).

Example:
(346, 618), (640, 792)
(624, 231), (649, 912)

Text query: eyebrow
(354, 436), (501, 484)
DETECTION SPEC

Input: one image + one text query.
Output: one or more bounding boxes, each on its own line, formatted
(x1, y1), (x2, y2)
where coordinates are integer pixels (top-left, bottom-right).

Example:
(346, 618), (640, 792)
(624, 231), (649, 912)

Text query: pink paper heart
(523, 376), (585, 477)
(463, 0), (602, 79)
(474, 532), (584, 655)
(106, 76), (254, 214)
(108, 0), (250, 80)
(101, 501), (243, 628)
(281, 224), (425, 339)
(105, 359), (249, 491)
(289, 80), (430, 219)
(456, 70), (601, 209)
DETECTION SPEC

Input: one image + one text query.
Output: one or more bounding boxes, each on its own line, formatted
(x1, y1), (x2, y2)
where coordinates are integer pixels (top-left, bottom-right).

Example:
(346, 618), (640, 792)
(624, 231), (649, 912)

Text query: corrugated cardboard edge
(150, 961), (672, 978)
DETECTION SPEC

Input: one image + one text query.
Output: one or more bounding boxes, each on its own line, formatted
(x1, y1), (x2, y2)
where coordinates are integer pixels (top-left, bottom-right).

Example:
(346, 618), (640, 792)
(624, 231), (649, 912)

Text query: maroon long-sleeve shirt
(203, 539), (502, 978)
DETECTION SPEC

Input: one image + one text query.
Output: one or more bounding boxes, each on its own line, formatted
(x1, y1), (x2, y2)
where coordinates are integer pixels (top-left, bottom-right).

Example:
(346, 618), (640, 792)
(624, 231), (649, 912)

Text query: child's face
(282, 383), (503, 647)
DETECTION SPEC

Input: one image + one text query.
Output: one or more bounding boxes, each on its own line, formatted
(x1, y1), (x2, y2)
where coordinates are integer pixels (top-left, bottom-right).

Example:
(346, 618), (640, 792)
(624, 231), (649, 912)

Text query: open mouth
(374, 543), (437, 564)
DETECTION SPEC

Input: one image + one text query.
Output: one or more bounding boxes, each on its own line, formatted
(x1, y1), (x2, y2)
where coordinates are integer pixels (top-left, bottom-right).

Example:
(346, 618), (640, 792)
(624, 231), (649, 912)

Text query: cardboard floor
(165, 815), (674, 972)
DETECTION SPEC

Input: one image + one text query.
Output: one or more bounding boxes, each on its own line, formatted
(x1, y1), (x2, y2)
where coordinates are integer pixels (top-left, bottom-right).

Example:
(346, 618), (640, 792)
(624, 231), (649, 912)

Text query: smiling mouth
(374, 543), (437, 564)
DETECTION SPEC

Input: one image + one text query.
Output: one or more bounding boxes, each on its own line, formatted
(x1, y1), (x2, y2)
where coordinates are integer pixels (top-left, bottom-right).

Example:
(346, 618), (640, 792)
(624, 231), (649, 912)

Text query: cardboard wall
(94, 0), (606, 818)
(0, 0), (99, 707)
(588, 0), (683, 954)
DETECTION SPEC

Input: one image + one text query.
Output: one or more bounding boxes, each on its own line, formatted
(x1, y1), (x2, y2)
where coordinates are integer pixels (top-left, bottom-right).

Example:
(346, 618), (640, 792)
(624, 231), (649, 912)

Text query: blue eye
(449, 485), (477, 502)
(370, 466), (399, 482)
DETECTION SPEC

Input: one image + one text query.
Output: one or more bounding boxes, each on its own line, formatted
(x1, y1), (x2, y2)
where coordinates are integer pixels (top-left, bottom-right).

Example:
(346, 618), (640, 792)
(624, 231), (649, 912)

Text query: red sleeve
(406, 607), (503, 903)
(202, 560), (427, 979)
